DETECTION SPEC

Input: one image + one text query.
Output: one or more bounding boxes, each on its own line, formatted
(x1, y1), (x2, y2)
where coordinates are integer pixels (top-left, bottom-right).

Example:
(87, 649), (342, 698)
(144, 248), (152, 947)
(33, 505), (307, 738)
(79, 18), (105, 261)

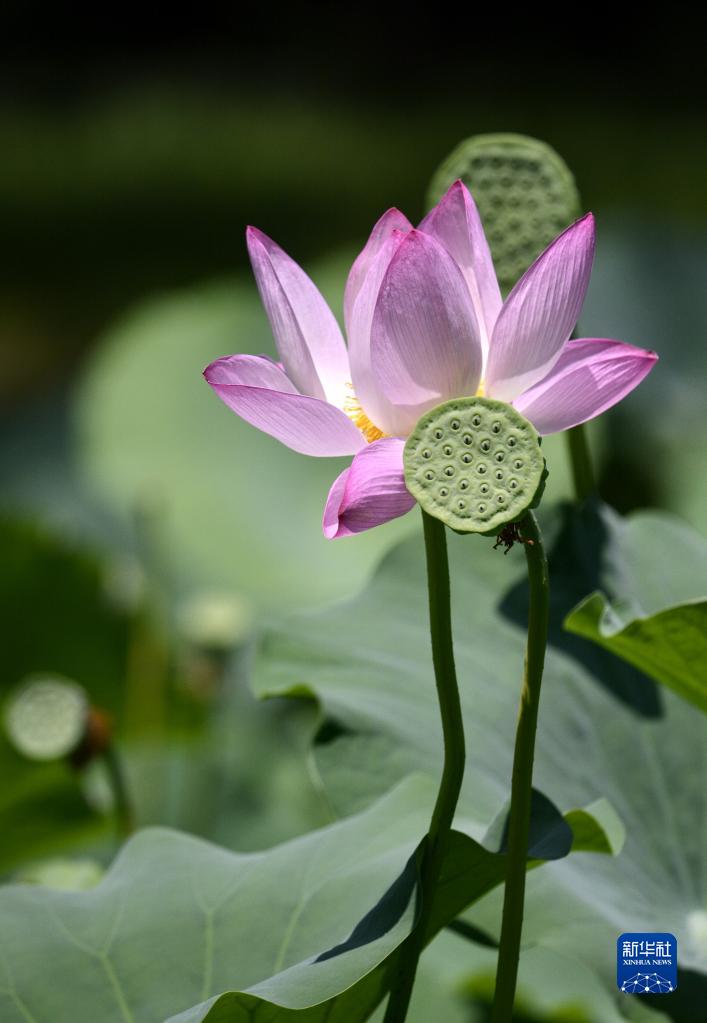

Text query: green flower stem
(101, 744), (134, 839)
(490, 510), (549, 1023)
(565, 423), (595, 502)
(383, 509), (466, 1023)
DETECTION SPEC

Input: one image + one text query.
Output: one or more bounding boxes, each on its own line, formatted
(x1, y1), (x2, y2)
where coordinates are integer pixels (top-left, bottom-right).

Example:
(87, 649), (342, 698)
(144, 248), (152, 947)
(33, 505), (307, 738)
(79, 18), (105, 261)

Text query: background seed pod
(426, 133), (582, 293)
(4, 676), (89, 761)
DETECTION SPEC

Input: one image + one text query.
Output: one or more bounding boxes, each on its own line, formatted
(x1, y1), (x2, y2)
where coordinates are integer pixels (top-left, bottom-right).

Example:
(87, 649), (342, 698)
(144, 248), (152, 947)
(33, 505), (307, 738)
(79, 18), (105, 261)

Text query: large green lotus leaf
(0, 774), (596, 1023)
(254, 500), (707, 995)
(73, 260), (415, 613)
(566, 593), (707, 712)
(0, 778), (421, 1023)
(563, 510), (707, 712)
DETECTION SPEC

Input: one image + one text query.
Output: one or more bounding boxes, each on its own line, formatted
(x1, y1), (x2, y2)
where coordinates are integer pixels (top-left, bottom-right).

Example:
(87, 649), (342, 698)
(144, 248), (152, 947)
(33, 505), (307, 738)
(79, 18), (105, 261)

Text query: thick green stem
(383, 510), (466, 1023)
(101, 744), (134, 839)
(565, 424), (595, 502)
(490, 511), (549, 1023)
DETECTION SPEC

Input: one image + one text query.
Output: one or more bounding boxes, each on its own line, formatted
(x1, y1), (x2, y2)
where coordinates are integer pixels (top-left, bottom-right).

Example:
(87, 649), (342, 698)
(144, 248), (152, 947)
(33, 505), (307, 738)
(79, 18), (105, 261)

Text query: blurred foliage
(0, 517), (126, 869)
(0, 85), (706, 403)
(0, 516), (129, 705)
(0, 514), (327, 874)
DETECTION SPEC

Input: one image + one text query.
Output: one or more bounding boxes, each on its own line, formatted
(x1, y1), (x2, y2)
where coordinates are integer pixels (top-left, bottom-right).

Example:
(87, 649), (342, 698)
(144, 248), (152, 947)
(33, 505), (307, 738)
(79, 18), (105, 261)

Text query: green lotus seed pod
(4, 676), (88, 761)
(426, 133), (582, 293)
(403, 397), (546, 535)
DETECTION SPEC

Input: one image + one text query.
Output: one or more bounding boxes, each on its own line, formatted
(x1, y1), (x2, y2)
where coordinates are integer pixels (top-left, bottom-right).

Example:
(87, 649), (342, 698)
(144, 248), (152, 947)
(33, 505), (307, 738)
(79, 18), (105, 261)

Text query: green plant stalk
(565, 423), (595, 502)
(490, 510), (549, 1022)
(101, 744), (135, 839)
(383, 509), (466, 1023)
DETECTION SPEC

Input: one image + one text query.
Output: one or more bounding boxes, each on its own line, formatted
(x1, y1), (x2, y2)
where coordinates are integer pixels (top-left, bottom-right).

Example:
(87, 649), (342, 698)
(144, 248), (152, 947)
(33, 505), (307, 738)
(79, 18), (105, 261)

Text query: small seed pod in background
(4, 675), (133, 836)
(426, 133), (582, 294)
(4, 676), (90, 761)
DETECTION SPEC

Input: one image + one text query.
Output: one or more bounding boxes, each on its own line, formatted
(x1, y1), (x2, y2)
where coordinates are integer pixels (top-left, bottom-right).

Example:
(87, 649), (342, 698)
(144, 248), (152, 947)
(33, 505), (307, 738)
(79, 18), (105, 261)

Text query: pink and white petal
(370, 230), (483, 434)
(348, 229), (409, 436)
(204, 354), (366, 456)
(322, 438), (415, 539)
(487, 213), (596, 402)
(419, 180), (502, 362)
(513, 338), (658, 435)
(344, 208), (412, 338)
(247, 227), (350, 406)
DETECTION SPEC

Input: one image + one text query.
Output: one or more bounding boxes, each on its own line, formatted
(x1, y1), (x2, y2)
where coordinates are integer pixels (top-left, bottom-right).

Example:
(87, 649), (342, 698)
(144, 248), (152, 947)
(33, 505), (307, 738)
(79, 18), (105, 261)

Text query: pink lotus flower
(204, 182), (657, 539)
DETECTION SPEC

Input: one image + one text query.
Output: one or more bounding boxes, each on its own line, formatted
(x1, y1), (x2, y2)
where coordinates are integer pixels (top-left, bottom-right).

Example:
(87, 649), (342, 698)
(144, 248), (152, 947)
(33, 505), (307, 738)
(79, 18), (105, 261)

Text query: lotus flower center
(344, 384), (388, 444)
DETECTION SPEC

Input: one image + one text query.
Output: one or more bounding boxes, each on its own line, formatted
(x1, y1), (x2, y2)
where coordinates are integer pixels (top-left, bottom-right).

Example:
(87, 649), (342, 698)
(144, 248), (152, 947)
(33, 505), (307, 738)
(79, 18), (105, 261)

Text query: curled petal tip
(245, 224), (268, 246)
(203, 355), (229, 383)
(322, 439), (415, 540)
(245, 225), (276, 252)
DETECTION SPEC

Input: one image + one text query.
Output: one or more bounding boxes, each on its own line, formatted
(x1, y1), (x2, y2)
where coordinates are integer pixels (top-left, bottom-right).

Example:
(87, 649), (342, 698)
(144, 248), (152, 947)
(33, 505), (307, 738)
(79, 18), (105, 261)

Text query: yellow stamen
(344, 384), (388, 444)
(475, 379), (486, 397)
